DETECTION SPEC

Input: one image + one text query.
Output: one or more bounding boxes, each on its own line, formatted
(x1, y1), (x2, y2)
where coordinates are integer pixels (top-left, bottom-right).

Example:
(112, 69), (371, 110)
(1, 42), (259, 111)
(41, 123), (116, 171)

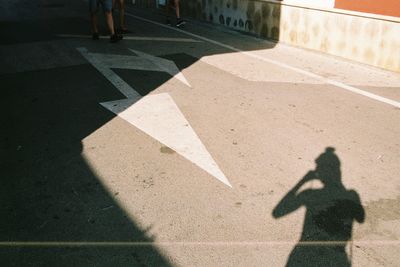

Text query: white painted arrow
(129, 49), (191, 88)
(77, 47), (232, 187)
(101, 94), (232, 187)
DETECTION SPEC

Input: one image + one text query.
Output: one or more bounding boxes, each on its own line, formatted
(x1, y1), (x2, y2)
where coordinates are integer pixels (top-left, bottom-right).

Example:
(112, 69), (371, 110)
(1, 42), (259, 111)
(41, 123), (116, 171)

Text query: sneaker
(110, 34), (123, 43)
(92, 32), (99, 40)
(176, 19), (186, 27)
(165, 18), (171, 26)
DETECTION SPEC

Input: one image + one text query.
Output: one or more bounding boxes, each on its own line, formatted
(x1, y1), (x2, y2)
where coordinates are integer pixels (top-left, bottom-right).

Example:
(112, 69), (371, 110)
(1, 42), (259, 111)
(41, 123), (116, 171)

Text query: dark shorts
(89, 0), (112, 13)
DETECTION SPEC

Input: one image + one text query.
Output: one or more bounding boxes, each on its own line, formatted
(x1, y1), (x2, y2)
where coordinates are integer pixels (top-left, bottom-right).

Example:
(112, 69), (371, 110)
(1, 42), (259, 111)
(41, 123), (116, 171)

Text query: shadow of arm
(272, 171), (315, 218)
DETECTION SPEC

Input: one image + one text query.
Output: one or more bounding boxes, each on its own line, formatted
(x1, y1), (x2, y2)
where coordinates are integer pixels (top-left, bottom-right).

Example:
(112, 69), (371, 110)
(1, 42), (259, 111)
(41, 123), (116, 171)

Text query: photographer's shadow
(273, 147), (365, 267)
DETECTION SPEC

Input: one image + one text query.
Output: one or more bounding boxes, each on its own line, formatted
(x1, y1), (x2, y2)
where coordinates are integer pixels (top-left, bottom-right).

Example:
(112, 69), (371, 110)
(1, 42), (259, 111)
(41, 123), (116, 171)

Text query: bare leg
(90, 12), (99, 33)
(119, 0), (126, 30)
(174, 0), (180, 19)
(174, 0), (185, 26)
(111, 0), (117, 32)
(105, 11), (115, 35)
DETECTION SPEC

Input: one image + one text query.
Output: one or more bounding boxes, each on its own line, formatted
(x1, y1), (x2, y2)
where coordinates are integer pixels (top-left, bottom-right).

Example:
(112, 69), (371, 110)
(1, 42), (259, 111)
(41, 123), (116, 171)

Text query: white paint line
(58, 34), (201, 42)
(200, 53), (321, 84)
(129, 49), (191, 87)
(78, 47), (191, 88)
(125, 13), (400, 109)
(77, 47), (141, 99)
(101, 93), (232, 187)
(86, 53), (158, 70)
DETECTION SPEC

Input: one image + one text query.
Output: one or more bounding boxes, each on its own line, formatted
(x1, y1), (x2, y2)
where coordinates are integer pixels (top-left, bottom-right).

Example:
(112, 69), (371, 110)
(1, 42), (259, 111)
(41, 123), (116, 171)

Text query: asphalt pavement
(1, 0), (400, 266)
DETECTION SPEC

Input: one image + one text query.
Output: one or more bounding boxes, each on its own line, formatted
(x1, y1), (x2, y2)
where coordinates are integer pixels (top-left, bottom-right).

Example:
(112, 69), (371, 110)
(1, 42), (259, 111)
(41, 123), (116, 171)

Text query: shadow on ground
(0, 64), (172, 266)
(0, 0), (284, 265)
(273, 147), (365, 267)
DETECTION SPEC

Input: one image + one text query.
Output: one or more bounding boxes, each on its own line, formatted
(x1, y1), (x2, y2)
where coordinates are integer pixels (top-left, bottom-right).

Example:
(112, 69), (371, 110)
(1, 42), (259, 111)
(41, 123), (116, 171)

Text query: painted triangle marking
(101, 93), (232, 187)
(78, 47), (231, 187)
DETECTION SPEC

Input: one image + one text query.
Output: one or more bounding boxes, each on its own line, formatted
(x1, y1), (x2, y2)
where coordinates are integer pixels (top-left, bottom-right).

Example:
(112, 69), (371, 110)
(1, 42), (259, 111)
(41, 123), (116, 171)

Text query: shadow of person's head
(315, 147), (342, 188)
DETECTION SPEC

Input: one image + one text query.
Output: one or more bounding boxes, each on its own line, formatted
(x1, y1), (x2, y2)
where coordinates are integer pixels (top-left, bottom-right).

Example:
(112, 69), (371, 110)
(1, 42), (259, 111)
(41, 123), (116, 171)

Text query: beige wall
(179, 0), (400, 72)
(279, 4), (400, 72)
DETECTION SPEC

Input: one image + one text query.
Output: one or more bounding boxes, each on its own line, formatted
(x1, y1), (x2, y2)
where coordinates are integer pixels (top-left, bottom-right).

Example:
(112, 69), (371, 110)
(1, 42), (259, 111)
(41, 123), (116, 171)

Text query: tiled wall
(182, 0), (282, 40)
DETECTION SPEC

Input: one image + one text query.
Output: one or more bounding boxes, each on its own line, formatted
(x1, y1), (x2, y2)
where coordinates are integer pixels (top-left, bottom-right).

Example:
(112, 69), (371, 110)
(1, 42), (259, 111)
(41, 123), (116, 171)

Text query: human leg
(89, 0), (100, 39)
(174, 0), (180, 19)
(102, 0), (123, 42)
(104, 11), (115, 35)
(118, 0), (127, 30)
(173, 0), (186, 27)
(91, 13), (100, 39)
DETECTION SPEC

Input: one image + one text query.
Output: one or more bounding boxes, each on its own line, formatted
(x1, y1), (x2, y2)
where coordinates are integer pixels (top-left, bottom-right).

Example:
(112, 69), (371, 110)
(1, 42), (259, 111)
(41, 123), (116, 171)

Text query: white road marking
(200, 52), (321, 84)
(57, 34), (202, 42)
(101, 94), (232, 187)
(77, 47), (140, 99)
(125, 13), (400, 109)
(79, 49), (191, 87)
(129, 49), (191, 87)
(77, 47), (232, 187)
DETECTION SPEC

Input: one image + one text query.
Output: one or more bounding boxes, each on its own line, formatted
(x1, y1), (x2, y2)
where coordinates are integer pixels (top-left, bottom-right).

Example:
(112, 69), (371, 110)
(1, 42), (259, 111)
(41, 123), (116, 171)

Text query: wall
(335, 0), (400, 17)
(182, 0), (282, 40)
(279, 4), (400, 72)
(179, 0), (400, 72)
(283, 0), (335, 9)
(281, 0), (400, 16)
